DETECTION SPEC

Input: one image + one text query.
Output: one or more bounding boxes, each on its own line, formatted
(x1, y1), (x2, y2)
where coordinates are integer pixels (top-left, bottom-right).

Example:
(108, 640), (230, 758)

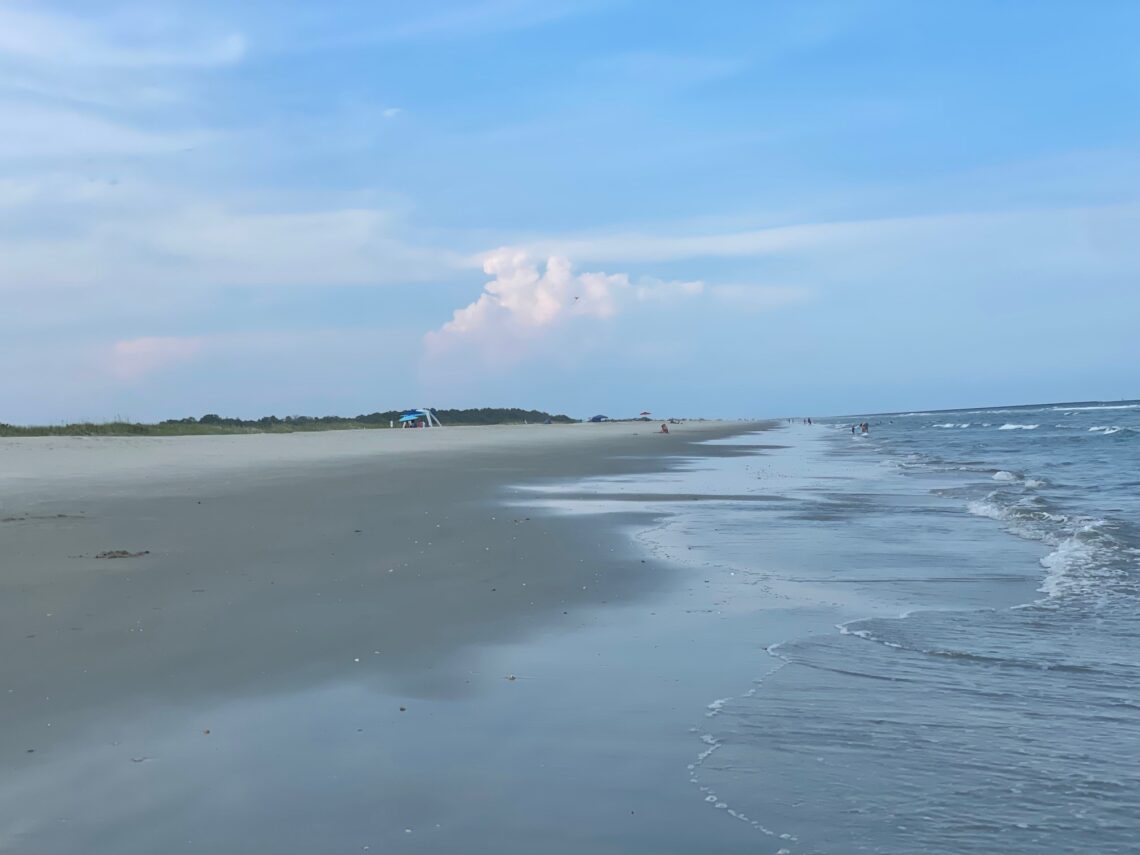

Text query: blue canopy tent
(399, 408), (442, 428)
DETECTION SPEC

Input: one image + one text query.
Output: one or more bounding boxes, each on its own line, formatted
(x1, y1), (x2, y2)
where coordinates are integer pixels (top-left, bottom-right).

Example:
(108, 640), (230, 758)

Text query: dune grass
(0, 408), (577, 437)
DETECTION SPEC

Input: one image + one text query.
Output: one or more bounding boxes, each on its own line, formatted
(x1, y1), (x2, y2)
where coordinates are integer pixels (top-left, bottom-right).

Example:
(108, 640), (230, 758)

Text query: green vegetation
(0, 408), (577, 437)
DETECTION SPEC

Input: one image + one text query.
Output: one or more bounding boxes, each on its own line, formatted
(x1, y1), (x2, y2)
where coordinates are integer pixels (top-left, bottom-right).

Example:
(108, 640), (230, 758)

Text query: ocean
(530, 403), (1140, 853)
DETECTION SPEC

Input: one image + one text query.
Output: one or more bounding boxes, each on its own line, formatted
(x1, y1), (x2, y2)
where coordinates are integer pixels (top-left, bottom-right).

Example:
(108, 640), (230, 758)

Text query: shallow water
(528, 405), (1140, 853)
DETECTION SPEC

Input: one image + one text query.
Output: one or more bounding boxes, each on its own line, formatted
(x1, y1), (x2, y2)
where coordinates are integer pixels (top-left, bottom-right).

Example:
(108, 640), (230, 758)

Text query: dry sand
(1, 420), (775, 854)
(0, 422), (704, 501)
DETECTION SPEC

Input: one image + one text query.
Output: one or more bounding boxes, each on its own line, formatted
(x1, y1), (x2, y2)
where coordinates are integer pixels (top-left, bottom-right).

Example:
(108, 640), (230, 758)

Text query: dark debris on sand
(94, 550), (151, 560)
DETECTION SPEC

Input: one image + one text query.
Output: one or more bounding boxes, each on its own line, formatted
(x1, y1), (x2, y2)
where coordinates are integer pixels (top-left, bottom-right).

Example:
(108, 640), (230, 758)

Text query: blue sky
(3, 0), (1138, 422)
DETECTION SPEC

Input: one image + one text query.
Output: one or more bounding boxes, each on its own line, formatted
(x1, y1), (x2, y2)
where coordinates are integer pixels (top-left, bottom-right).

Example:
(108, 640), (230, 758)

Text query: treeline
(0, 408), (577, 437)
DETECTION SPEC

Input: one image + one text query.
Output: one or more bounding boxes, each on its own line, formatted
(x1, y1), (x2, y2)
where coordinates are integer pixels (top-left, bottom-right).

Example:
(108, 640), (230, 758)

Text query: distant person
(851, 425), (856, 434)
(660, 423), (669, 434)
(808, 418), (812, 425)
(861, 422), (869, 434)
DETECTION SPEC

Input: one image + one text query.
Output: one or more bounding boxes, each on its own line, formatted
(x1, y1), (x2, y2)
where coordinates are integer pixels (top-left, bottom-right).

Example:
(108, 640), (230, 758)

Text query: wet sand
(1, 421), (779, 854)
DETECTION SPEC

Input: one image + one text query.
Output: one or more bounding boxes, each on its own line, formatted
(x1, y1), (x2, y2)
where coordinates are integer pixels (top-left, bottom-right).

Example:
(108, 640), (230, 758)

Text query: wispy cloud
(0, 3), (242, 164)
(583, 50), (750, 89)
(493, 204), (1140, 273)
(0, 326), (425, 423)
(0, 104), (205, 158)
(0, 195), (462, 291)
(0, 4), (245, 68)
(262, 0), (604, 53)
(710, 284), (811, 309)
(381, 0), (589, 42)
(109, 335), (203, 381)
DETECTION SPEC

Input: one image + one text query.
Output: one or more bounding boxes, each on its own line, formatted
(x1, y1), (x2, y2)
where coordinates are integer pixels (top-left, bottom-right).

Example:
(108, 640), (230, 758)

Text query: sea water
(697, 404), (1140, 853)
(526, 404), (1139, 853)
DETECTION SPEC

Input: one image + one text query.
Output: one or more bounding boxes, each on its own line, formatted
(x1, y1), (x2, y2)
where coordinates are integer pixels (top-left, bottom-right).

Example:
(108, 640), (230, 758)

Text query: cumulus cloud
(109, 336), (203, 381)
(425, 249), (704, 361)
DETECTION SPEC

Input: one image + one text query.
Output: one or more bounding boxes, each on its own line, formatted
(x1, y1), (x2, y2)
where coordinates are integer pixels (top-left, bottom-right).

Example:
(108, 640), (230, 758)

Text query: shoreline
(511, 423), (1054, 848)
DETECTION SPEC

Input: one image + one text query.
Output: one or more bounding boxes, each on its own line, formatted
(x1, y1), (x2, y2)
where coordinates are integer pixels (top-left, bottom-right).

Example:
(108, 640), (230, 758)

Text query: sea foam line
(1053, 403), (1140, 411)
(688, 656), (794, 842)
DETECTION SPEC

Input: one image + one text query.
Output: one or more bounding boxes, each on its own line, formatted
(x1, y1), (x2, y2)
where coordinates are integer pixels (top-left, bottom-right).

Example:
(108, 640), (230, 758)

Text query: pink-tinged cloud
(109, 336), (203, 381)
(424, 250), (704, 363)
(444, 251), (625, 333)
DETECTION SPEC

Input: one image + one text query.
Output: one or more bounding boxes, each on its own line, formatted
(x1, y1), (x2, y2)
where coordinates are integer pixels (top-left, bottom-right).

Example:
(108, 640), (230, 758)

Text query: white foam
(1039, 540), (1092, 597)
(706, 698), (731, 717)
(1053, 403), (1140, 411)
(1037, 521), (1116, 599)
(967, 499), (1008, 521)
(696, 734), (721, 763)
(1088, 425), (1123, 435)
(992, 470), (1018, 482)
(1024, 478), (1045, 489)
(998, 424), (1039, 430)
(837, 621), (872, 639)
(838, 619), (904, 649)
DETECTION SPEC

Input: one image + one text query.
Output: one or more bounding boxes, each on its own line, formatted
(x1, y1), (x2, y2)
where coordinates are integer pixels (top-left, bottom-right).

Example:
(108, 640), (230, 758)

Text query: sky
(3, 0), (1139, 423)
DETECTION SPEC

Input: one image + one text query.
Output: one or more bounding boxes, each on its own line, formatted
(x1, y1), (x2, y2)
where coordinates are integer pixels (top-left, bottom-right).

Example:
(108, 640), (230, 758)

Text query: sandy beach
(2, 421), (778, 854)
(6, 416), (1137, 853)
